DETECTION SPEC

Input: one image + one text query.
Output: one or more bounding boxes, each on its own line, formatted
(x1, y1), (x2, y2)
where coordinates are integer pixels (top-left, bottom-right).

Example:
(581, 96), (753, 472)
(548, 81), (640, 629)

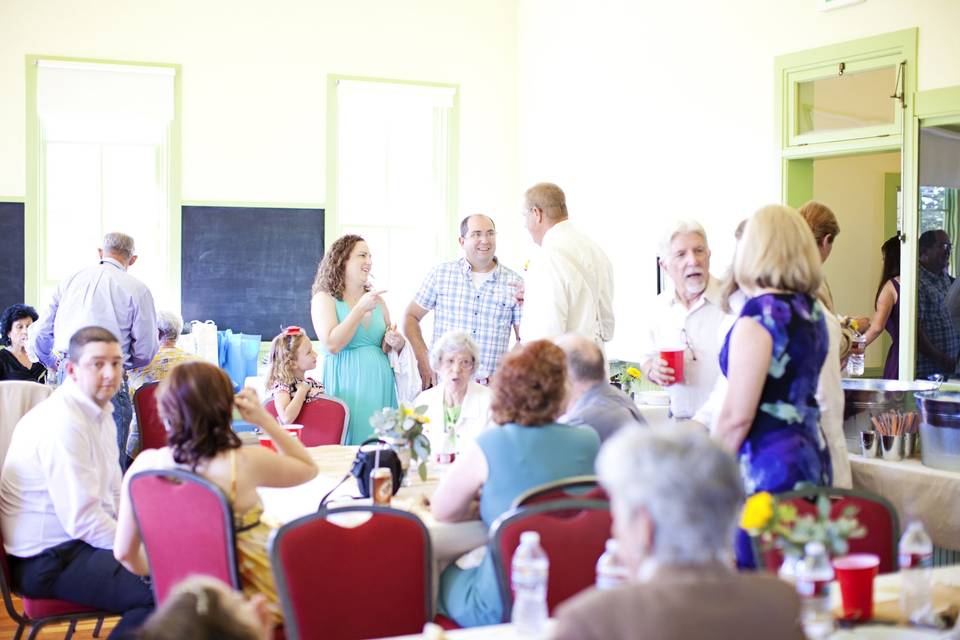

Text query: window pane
(797, 65), (897, 135)
(45, 142), (101, 280)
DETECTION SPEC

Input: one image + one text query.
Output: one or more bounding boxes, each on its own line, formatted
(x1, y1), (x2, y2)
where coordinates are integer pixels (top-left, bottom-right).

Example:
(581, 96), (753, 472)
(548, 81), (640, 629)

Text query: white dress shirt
(520, 220), (615, 346)
(640, 277), (725, 419)
(414, 381), (492, 454)
(33, 257), (158, 370)
(0, 379), (121, 557)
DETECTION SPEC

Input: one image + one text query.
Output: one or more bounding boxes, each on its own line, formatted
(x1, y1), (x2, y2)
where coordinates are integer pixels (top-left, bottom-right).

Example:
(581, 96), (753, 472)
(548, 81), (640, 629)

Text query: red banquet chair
(271, 505), (450, 640)
(132, 382), (167, 453)
(490, 499), (612, 622)
(128, 469), (241, 606)
(511, 475), (607, 509)
(264, 396), (349, 446)
(0, 524), (110, 640)
(753, 486), (901, 574)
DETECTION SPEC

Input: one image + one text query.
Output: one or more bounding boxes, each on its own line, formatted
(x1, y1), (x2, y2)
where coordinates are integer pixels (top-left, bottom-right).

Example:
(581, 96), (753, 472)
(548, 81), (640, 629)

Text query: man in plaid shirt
(917, 229), (959, 378)
(404, 214), (523, 388)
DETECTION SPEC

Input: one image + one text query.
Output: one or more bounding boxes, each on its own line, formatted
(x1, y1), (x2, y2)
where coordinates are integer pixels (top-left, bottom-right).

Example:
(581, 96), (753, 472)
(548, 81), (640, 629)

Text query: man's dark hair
(566, 341), (606, 383)
(459, 214), (495, 238)
(919, 229), (944, 251)
(68, 326), (119, 362)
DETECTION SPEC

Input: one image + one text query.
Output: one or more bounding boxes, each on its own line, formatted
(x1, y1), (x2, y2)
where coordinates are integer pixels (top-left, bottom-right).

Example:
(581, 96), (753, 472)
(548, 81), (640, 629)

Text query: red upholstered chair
(511, 475), (606, 509)
(0, 524), (110, 640)
(270, 505), (434, 640)
(128, 469), (240, 606)
(264, 396), (349, 446)
(490, 499), (612, 622)
(753, 486), (900, 574)
(132, 382), (167, 453)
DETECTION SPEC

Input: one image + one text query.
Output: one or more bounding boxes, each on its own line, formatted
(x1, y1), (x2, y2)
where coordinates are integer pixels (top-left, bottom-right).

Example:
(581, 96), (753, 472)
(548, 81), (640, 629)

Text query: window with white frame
(36, 60), (176, 308)
(332, 79), (456, 318)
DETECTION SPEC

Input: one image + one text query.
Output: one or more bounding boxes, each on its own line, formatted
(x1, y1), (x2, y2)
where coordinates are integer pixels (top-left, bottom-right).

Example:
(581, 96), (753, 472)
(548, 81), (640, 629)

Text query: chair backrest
(755, 486), (900, 574)
(271, 505), (431, 640)
(264, 396), (349, 446)
(490, 499), (611, 622)
(128, 469), (240, 605)
(133, 382), (167, 452)
(0, 380), (52, 468)
(511, 475), (606, 509)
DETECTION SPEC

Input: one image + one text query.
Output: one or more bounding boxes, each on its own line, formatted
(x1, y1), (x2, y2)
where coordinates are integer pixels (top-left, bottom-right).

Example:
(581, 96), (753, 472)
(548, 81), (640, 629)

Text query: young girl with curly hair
(265, 327), (324, 424)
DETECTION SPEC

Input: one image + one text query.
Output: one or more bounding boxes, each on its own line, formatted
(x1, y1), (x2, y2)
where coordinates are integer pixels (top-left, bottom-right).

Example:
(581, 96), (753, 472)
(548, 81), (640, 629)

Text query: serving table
(849, 454), (960, 551)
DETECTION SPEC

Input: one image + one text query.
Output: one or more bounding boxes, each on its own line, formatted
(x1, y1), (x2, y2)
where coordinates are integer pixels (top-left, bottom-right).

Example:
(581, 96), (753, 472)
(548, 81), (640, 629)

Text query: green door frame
(776, 29), (918, 379)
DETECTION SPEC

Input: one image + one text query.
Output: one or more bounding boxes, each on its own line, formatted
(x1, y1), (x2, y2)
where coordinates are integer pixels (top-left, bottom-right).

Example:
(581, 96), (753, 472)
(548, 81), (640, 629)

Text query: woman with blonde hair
(713, 205), (831, 567)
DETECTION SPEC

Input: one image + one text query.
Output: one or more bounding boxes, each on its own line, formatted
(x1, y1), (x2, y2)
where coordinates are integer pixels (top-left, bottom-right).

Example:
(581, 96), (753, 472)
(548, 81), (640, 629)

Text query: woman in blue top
(431, 340), (601, 627)
(311, 235), (404, 445)
(714, 205), (831, 568)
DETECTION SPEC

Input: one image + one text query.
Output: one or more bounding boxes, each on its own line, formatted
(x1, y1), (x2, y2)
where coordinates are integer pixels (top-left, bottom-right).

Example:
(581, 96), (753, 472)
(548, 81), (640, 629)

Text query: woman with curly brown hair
(311, 234), (404, 444)
(431, 340), (600, 627)
(113, 361), (317, 624)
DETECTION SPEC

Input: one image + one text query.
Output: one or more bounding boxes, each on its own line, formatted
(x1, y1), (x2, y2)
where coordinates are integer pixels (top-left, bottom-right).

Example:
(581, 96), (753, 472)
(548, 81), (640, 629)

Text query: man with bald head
(556, 334), (644, 442)
(521, 183), (615, 348)
(405, 214), (523, 388)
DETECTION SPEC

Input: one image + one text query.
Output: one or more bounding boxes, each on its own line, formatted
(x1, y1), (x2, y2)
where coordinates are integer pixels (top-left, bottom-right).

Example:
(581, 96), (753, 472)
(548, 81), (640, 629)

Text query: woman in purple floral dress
(714, 206), (831, 567)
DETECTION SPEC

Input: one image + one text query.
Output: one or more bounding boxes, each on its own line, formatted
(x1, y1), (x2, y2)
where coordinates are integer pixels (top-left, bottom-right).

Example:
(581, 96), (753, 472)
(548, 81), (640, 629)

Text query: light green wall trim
(325, 74), (460, 255)
(920, 115), (960, 129)
(883, 173), (901, 242)
(783, 158), (813, 207)
(0, 196), (24, 203)
(181, 200), (325, 209)
(781, 138), (902, 160)
(916, 86), (960, 119)
(24, 54), (182, 309)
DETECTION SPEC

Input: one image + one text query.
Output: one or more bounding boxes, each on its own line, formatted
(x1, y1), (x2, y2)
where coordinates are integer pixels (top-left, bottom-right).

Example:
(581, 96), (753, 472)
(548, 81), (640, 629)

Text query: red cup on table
(832, 553), (880, 621)
(659, 348), (685, 384)
(258, 425), (303, 452)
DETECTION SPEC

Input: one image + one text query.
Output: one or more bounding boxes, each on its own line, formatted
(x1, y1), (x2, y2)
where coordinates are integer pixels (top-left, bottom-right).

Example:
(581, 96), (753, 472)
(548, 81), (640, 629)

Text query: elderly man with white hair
(413, 330), (492, 459)
(639, 220), (725, 420)
(552, 428), (804, 640)
(126, 310), (199, 458)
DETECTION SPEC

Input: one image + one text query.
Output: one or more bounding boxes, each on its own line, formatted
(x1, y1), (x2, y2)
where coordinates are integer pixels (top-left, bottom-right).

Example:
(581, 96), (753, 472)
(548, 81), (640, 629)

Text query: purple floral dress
(720, 293), (831, 566)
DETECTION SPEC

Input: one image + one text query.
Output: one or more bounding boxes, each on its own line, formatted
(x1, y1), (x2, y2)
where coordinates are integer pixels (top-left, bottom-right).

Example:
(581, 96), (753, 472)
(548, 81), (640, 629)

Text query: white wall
(0, 0), (520, 228)
(517, 0), (960, 361)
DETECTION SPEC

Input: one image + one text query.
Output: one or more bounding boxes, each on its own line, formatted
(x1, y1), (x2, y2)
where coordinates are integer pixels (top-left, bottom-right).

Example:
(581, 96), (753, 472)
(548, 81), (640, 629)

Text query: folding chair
(132, 382), (167, 453)
(511, 475), (606, 509)
(264, 396), (349, 446)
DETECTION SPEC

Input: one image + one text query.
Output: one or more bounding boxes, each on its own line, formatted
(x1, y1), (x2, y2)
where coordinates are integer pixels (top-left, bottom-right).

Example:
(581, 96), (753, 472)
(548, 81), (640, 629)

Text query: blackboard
(181, 206), (324, 340)
(0, 202), (25, 313)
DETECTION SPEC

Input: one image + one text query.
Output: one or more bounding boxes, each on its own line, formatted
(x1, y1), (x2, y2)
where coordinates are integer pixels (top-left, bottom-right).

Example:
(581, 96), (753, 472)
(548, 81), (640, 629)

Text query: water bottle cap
(520, 531), (540, 545)
(605, 539), (619, 552)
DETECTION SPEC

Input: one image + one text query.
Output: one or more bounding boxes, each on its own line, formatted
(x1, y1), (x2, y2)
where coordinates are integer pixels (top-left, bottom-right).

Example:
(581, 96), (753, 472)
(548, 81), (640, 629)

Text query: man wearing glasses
(405, 214), (523, 389)
(917, 229), (959, 378)
(640, 220), (724, 420)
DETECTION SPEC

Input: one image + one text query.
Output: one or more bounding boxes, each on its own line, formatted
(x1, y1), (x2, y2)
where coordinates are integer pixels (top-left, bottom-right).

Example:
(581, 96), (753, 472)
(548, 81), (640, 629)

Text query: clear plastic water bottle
(595, 539), (629, 590)
(845, 324), (866, 377)
(511, 531), (549, 635)
(795, 541), (834, 639)
(899, 521), (934, 622)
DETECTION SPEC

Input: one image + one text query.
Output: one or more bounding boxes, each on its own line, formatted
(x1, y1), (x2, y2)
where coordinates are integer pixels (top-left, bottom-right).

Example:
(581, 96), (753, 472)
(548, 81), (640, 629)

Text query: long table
(850, 454), (960, 551)
(257, 445), (488, 570)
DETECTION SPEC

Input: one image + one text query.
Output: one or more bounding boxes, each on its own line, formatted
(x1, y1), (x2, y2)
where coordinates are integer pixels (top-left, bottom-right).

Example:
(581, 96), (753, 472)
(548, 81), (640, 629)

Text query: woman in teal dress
(310, 235), (404, 445)
(430, 341), (601, 627)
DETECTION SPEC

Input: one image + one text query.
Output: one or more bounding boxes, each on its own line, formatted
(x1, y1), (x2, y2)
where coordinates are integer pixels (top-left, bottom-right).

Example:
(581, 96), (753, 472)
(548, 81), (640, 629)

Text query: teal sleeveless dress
(438, 422), (600, 627)
(322, 300), (398, 445)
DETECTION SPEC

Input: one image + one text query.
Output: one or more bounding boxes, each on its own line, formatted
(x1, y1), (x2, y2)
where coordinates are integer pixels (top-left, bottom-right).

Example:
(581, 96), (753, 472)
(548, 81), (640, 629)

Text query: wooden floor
(0, 597), (118, 639)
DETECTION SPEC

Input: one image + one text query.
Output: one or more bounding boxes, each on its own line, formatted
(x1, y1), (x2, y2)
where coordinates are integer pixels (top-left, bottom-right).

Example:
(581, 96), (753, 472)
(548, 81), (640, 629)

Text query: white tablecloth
(850, 454), (960, 550)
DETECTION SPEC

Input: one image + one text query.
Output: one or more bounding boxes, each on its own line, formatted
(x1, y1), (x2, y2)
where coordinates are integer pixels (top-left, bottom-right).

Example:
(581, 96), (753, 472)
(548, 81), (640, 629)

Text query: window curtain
(948, 189), (960, 277)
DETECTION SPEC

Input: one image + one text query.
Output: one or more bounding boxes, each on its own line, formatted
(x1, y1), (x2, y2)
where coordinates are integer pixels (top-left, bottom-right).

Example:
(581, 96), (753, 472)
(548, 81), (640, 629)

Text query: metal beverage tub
(915, 391), (960, 472)
(842, 378), (938, 453)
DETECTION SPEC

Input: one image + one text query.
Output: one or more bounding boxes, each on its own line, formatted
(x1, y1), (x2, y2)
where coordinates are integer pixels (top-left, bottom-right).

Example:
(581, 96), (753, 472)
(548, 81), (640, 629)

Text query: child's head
(136, 576), (272, 640)
(266, 326), (317, 388)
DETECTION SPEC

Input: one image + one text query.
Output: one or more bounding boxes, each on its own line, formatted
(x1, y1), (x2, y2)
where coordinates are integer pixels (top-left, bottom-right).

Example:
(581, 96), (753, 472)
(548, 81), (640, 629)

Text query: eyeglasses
(466, 230), (497, 240)
(943, 243), (953, 251)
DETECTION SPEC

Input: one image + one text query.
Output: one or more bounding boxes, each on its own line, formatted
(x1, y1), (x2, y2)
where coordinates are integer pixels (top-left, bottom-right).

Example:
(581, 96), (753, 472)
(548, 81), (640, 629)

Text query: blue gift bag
(218, 330), (261, 390)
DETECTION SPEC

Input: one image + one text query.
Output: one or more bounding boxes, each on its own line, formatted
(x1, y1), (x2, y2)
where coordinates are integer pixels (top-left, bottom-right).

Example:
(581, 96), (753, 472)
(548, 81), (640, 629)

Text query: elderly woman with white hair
(412, 330), (492, 458)
(126, 310), (199, 458)
(553, 428), (803, 640)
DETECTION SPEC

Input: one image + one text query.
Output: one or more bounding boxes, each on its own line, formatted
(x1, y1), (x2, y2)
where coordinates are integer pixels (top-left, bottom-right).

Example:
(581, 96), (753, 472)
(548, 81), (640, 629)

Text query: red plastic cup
(258, 434), (275, 451)
(258, 425), (302, 452)
(832, 553), (880, 621)
(659, 349), (685, 384)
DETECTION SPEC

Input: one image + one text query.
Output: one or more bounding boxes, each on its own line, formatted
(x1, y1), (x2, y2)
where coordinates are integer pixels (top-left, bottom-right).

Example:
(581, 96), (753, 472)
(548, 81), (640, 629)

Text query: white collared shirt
(521, 220), (615, 346)
(639, 277), (725, 419)
(0, 379), (121, 556)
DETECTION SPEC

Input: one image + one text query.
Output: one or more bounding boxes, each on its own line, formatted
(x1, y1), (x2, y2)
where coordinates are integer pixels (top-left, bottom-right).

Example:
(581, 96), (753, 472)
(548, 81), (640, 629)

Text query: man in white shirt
(640, 220), (725, 420)
(33, 232), (159, 471)
(520, 183), (615, 348)
(1, 326), (154, 638)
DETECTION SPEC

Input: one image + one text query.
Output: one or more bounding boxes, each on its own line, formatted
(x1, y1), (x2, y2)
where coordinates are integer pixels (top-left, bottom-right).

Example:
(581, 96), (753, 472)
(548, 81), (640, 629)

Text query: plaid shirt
(918, 266), (960, 378)
(414, 258), (523, 380)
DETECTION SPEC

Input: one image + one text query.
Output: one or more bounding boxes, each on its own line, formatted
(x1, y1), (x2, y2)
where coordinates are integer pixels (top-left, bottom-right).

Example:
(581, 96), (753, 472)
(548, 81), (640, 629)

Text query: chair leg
(93, 616), (105, 637)
(12, 622), (25, 640)
(65, 618), (79, 640)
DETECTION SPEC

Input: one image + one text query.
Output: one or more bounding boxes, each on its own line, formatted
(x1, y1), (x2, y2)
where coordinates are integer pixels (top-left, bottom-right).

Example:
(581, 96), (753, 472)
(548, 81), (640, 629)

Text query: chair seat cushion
(22, 596), (101, 618)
